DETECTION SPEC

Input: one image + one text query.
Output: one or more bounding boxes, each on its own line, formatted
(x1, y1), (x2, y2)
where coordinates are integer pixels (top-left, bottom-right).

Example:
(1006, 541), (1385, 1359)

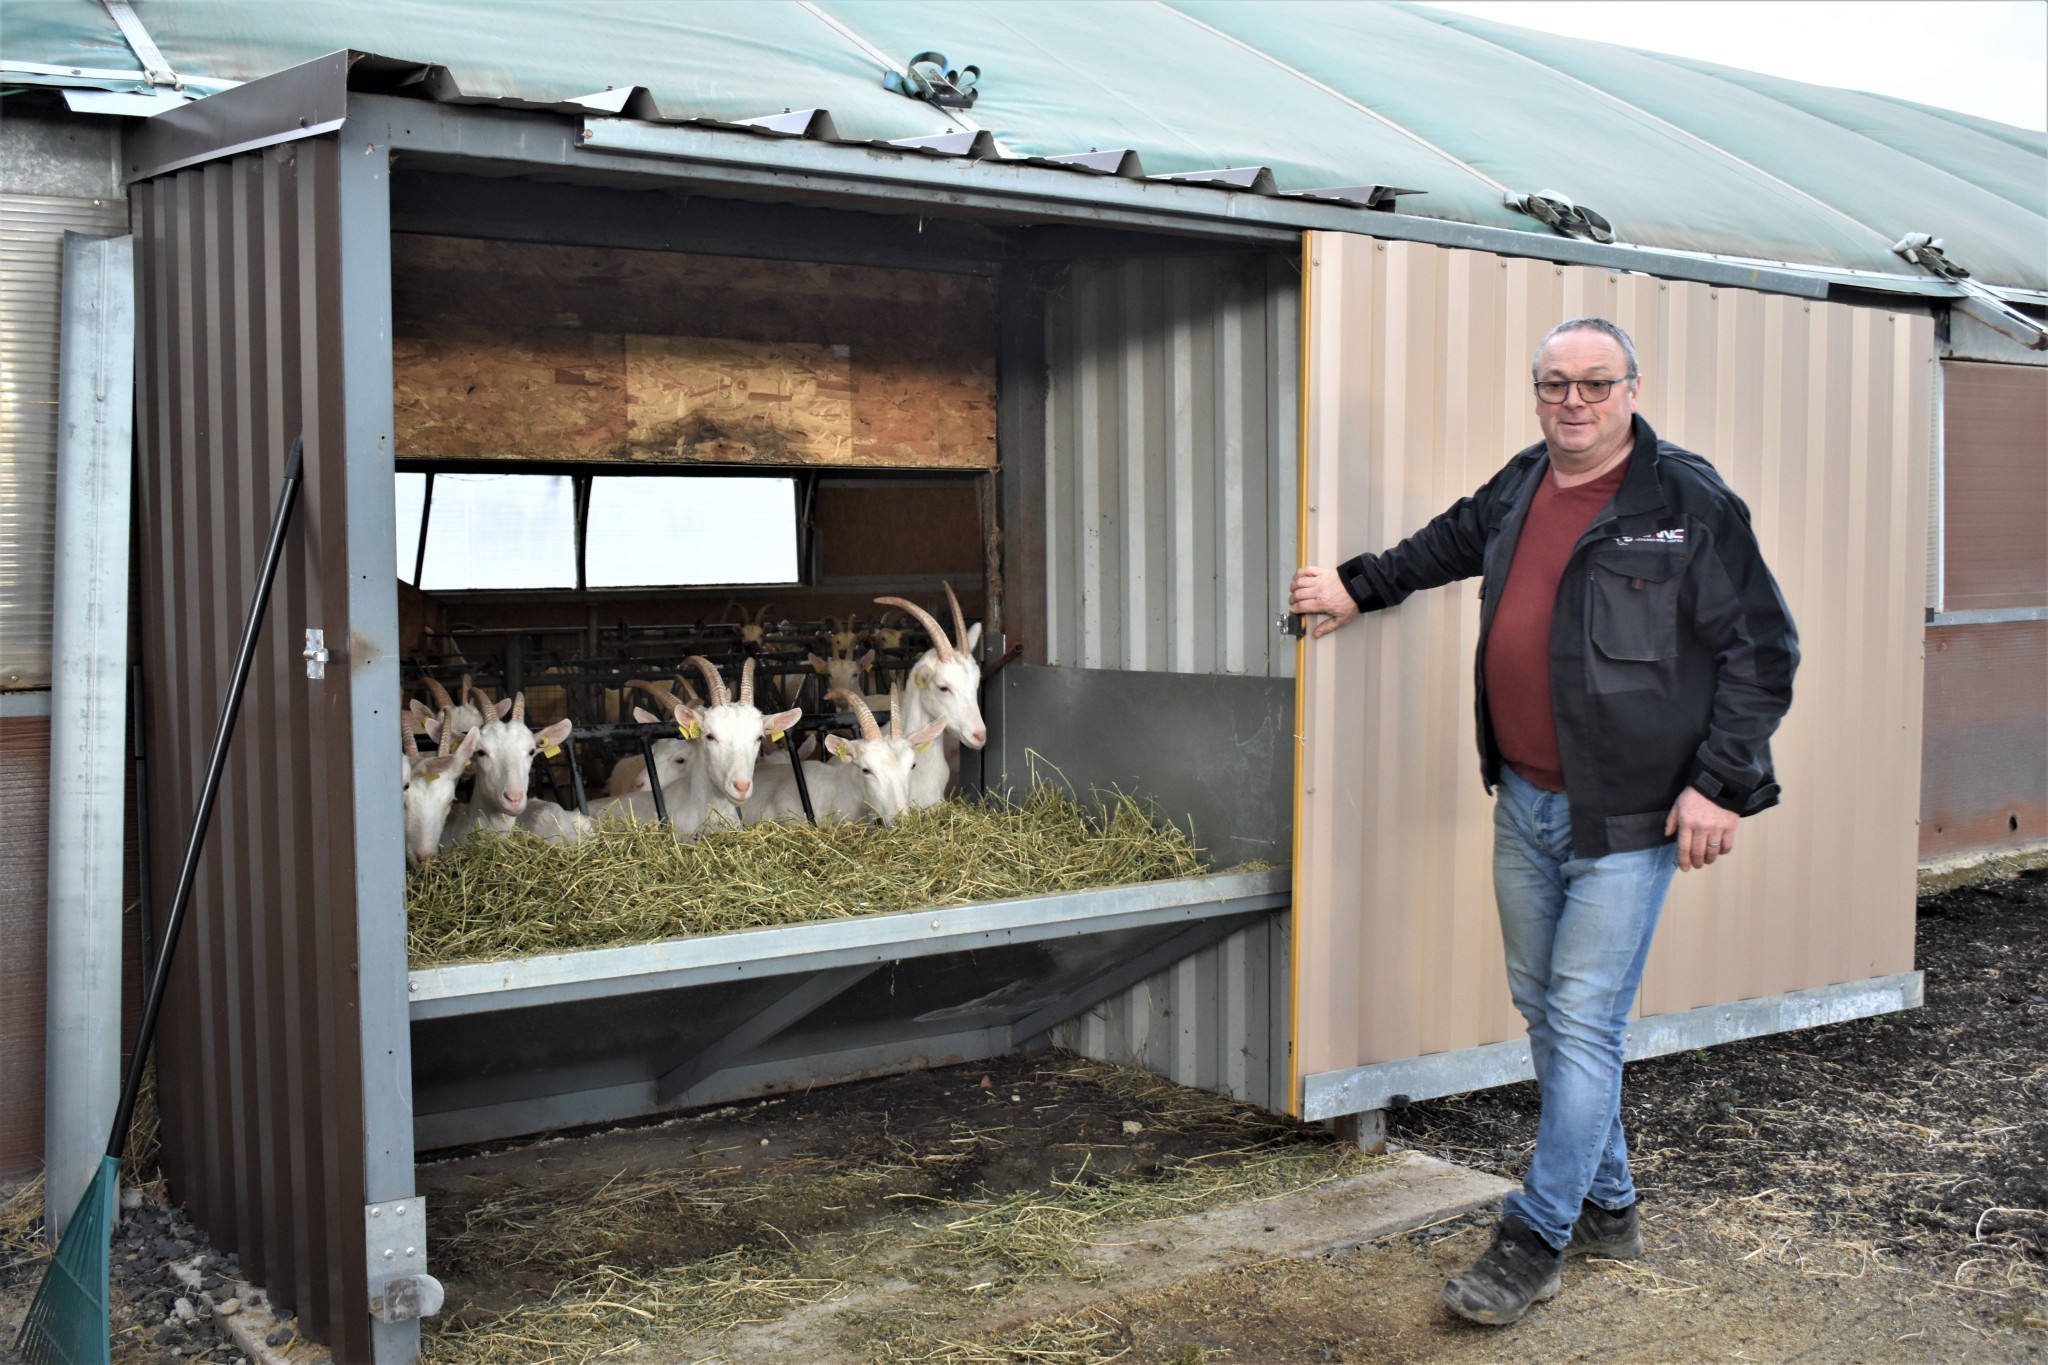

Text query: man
(1289, 317), (1798, 1326)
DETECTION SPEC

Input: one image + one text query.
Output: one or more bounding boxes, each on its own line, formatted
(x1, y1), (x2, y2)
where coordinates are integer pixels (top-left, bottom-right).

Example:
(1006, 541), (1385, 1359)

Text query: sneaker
(1565, 1198), (1643, 1260)
(1441, 1216), (1563, 1325)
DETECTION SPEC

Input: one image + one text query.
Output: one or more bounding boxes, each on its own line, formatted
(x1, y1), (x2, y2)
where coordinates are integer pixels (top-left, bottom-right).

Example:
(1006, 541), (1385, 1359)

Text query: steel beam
(1301, 970), (1925, 1121)
(654, 964), (879, 1103)
(406, 868), (1289, 1019)
(1007, 911), (1268, 1047)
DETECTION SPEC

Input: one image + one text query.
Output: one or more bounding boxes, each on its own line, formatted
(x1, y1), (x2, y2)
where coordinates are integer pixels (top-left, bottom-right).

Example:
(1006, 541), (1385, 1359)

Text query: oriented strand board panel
(391, 236), (996, 468)
(624, 335), (853, 463)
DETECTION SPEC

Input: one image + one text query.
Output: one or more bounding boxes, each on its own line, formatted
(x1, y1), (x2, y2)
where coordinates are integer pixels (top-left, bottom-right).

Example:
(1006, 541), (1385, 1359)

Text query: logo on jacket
(1613, 528), (1686, 545)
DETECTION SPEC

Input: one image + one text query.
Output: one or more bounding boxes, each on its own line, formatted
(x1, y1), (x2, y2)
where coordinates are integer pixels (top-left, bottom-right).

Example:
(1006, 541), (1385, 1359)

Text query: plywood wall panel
(391, 236), (995, 468)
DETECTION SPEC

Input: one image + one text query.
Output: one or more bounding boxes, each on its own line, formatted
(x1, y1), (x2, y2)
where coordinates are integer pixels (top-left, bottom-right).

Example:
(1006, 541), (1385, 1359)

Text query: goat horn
(828, 687), (882, 742)
(722, 599), (743, 624)
(754, 603), (771, 627)
(511, 691), (526, 726)
(875, 596), (952, 663)
(739, 656), (756, 707)
(888, 683), (902, 740)
(684, 655), (729, 707)
(402, 713), (420, 757)
(625, 678), (682, 712)
(424, 675), (456, 711)
(436, 708), (455, 757)
(943, 582), (971, 658)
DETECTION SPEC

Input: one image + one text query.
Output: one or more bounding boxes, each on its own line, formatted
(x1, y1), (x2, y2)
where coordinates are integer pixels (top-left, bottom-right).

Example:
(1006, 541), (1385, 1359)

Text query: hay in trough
(407, 788), (1212, 968)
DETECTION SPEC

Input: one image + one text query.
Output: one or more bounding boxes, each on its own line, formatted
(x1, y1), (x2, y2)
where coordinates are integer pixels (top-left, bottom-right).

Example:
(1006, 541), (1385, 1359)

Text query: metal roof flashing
(119, 51), (2020, 308)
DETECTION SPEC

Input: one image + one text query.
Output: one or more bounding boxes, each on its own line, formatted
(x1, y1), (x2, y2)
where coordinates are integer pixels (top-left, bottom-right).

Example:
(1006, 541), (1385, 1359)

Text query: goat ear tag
(770, 730), (785, 743)
(424, 772), (442, 782)
(542, 743), (562, 758)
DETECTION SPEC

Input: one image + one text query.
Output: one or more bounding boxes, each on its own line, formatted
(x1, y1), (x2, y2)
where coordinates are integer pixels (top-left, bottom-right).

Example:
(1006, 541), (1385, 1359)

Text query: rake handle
(108, 436), (303, 1161)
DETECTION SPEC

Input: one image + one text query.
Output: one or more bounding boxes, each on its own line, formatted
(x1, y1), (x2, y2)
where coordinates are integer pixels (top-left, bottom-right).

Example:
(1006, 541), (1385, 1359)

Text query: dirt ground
(5, 865), (2043, 1364)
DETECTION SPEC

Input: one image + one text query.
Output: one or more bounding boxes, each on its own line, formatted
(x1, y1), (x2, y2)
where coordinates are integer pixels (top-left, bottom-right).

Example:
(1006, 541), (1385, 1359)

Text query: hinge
(303, 628), (329, 680)
(1276, 612), (1306, 639)
(365, 1198), (444, 1323)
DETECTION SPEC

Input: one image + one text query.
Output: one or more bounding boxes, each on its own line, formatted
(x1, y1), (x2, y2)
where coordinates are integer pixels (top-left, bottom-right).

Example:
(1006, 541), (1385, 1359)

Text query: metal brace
(1276, 612), (1306, 639)
(303, 628), (329, 680)
(365, 1198), (444, 1323)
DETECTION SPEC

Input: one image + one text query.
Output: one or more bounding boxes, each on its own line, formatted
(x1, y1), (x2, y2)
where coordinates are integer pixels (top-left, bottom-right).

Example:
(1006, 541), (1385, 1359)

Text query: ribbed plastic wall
(1041, 255), (1298, 679)
(1294, 235), (1934, 1091)
(0, 194), (129, 688)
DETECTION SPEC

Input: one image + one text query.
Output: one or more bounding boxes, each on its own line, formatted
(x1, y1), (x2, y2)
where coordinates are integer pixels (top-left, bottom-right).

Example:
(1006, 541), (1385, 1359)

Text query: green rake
(16, 438), (303, 1365)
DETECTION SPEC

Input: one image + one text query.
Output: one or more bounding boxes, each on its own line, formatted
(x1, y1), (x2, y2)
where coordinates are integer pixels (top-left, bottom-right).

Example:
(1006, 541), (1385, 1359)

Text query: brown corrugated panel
(133, 141), (370, 1362)
(1295, 235), (1931, 1097)
(1921, 621), (2048, 858)
(0, 715), (51, 1176)
(1942, 362), (2048, 613)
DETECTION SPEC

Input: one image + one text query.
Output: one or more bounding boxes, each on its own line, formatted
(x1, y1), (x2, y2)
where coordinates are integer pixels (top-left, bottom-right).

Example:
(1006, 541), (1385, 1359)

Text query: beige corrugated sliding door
(1291, 232), (1933, 1116)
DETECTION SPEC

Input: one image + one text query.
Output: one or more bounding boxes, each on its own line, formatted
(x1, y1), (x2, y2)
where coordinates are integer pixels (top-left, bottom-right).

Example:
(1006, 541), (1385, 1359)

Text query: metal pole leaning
(106, 435), (303, 1159)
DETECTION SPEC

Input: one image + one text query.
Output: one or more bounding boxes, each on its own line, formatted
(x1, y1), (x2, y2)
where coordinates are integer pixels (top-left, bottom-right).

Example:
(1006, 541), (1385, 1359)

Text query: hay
(1, 1175), (47, 1281)
(408, 788), (1210, 967)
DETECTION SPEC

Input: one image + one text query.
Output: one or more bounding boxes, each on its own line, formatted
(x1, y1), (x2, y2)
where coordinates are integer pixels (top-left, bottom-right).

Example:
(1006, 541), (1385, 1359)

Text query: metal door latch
(1276, 612), (1306, 639)
(304, 628), (329, 679)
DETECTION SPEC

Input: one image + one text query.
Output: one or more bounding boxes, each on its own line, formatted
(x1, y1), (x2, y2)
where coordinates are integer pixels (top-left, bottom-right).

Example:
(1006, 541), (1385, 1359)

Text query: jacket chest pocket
(1587, 545), (1685, 689)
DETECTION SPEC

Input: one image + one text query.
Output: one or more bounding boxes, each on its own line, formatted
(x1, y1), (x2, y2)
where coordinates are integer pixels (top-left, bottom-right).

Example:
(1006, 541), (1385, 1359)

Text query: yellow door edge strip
(1286, 230), (1315, 1119)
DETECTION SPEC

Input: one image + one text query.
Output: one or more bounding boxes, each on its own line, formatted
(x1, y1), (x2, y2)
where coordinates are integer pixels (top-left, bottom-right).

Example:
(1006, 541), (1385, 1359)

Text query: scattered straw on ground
(408, 788), (1210, 967)
(421, 1060), (1369, 1365)
(1, 1176), (47, 1283)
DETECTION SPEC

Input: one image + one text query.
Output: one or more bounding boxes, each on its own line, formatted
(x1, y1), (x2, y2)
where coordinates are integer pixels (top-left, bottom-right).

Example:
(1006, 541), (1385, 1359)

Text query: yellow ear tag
(770, 730), (785, 743)
(415, 716), (433, 733)
(914, 673), (929, 689)
(681, 722), (700, 740)
(425, 772), (442, 782)
(543, 743), (562, 759)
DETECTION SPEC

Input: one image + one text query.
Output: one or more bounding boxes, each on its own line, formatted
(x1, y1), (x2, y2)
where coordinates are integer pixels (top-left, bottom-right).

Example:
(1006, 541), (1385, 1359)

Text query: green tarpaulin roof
(6, 0), (2043, 289)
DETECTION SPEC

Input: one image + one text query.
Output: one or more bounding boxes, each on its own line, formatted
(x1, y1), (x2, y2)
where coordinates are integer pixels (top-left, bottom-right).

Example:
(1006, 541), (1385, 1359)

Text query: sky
(1414, 1), (2048, 132)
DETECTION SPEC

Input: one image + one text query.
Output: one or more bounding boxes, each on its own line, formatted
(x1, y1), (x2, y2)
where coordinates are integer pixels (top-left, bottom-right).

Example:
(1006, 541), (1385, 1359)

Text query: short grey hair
(1532, 317), (1639, 380)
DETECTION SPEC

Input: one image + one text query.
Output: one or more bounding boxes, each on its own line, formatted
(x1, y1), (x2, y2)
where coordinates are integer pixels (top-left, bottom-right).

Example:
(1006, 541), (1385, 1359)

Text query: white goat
(587, 656), (799, 838)
(420, 673), (494, 740)
(876, 585), (986, 809)
(401, 708), (477, 867)
(440, 690), (591, 849)
(604, 679), (695, 797)
(746, 686), (945, 826)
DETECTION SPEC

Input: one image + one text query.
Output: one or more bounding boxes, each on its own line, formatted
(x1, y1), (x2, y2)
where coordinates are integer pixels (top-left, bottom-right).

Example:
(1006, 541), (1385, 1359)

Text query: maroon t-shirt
(1484, 456), (1631, 792)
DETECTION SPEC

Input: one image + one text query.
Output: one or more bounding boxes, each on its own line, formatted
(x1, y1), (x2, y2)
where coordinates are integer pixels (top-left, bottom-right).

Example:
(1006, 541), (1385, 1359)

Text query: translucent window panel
(394, 472), (427, 583)
(585, 476), (799, 587)
(416, 474), (578, 591)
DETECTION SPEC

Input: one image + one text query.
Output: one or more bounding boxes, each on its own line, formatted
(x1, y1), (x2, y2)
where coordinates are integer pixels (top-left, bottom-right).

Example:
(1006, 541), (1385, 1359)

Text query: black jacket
(1336, 414), (1799, 859)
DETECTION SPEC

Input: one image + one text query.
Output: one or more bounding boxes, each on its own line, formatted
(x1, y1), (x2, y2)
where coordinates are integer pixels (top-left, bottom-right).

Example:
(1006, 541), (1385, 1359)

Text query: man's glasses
(1533, 376), (1635, 404)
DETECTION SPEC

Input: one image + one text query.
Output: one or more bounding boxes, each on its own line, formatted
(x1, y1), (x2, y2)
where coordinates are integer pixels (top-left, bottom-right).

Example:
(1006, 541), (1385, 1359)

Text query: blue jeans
(1492, 766), (1678, 1249)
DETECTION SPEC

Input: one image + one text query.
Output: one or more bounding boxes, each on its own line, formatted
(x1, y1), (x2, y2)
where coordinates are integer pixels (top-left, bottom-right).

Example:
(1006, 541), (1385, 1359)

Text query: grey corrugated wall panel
(1053, 911), (1291, 1113)
(0, 193), (129, 688)
(132, 140), (380, 1365)
(1043, 255), (1298, 679)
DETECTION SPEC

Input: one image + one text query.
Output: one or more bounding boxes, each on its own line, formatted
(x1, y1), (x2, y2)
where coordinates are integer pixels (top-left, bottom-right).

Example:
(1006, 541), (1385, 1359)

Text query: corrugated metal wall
(1052, 912), (1291, 1112)
(1296, 234), (1932, 1089)
(0, 193), (129, 688)
(1939, 361), (2047, 613)
(1921, 621), (2048, 857)
(0, 713), (53, 1175)
(132, 140), (376, 1363)
(1041, 255), (1297, 678)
